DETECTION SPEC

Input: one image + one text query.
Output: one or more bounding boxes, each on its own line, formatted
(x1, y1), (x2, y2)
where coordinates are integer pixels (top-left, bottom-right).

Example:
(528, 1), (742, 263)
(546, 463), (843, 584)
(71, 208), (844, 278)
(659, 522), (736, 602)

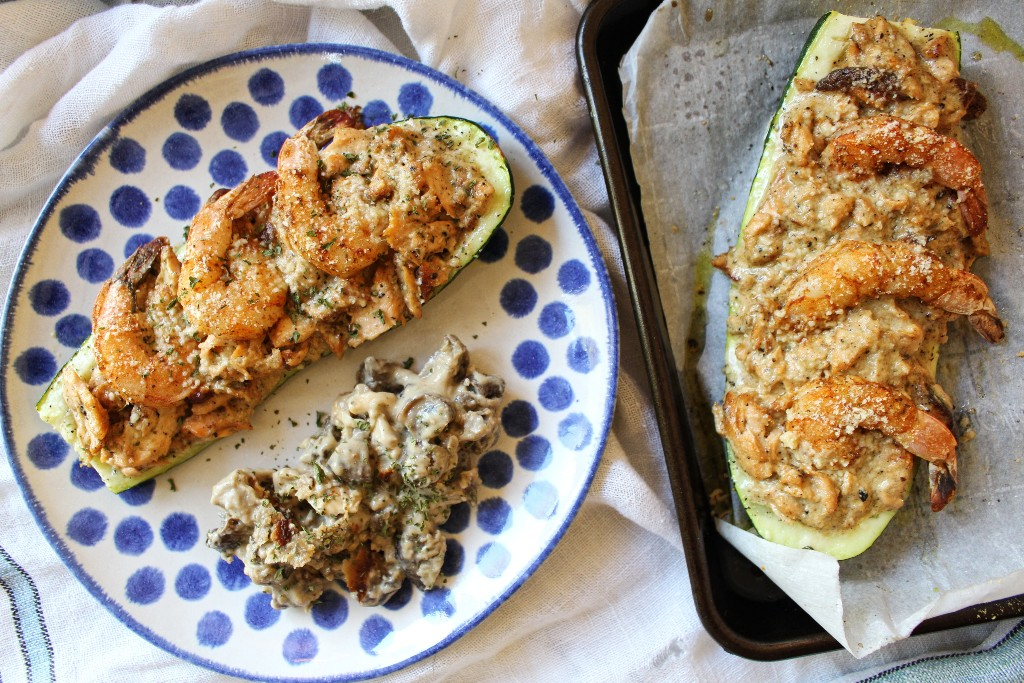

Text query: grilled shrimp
(92, 237), (201, 408)
(718, 392), (780, 480)
(821, 114), (988, 235)
(720, 375), (960, 515)
(786, 375), (958, 511)
(274, 108), (388, 279)
(177, 171), (287, 341)
(780, 239), (1004, 342)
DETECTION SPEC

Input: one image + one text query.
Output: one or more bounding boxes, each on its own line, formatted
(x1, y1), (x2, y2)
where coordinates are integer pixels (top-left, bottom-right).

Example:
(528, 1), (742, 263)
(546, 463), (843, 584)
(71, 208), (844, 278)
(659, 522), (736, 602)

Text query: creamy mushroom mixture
(206, 335), (504, 608)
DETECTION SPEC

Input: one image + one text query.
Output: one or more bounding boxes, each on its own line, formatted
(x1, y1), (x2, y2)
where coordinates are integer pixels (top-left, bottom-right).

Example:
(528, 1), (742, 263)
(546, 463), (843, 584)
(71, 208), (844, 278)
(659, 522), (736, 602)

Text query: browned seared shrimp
(786, 375), (959, 511)
(781, 240), (1003, 342)
(178, 172), (287, 341)
(718, 392), (781, 480)
(821, 115), (988, 235)
(274, 109), (388, 279)
(93, 237), (201, 407)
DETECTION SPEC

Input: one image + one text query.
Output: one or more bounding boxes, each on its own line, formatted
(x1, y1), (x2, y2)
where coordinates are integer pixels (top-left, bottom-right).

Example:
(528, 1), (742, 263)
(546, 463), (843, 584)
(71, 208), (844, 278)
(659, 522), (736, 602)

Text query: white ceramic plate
(1, 45), (617, 681)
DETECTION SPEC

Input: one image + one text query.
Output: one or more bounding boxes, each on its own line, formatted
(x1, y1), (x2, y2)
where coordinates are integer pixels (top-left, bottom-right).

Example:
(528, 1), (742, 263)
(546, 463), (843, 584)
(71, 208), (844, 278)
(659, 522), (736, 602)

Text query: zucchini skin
(37, 116), (513, 493)
(723, 13), (961, 560)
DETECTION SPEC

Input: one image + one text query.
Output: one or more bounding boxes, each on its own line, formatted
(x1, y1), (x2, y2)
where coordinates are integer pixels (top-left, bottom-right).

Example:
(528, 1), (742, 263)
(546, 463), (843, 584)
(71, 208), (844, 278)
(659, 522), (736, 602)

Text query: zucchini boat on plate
(712, 12), (1002, 559)
(36, 109), (513, 493)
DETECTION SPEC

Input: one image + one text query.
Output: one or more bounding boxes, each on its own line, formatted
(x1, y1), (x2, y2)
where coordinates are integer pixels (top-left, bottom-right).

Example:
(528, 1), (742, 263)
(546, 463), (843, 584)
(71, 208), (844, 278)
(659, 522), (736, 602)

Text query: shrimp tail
(116, 236), (167, 299)
(901, 408), (959, 511)
(930, 462), (957, 512)
(906, 381), (959, 511)
(968, 309), (1005, 343)
(297, 106), (364, 147)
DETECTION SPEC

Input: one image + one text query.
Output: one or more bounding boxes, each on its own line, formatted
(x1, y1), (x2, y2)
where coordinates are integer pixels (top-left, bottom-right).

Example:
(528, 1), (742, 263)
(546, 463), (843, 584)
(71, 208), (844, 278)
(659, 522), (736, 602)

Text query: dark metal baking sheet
(575, 0), (1024, 661)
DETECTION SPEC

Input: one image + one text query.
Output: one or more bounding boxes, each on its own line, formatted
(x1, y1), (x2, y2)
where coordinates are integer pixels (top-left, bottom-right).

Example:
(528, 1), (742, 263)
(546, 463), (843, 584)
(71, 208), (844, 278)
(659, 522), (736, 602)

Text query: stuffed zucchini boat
(37, 110), (513, 493)
(712, 13), (1000, 559)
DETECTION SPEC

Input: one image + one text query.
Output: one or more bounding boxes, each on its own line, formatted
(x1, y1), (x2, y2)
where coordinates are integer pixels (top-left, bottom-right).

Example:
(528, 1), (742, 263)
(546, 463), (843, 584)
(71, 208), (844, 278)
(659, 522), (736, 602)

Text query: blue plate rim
(0, 42), (619, 682)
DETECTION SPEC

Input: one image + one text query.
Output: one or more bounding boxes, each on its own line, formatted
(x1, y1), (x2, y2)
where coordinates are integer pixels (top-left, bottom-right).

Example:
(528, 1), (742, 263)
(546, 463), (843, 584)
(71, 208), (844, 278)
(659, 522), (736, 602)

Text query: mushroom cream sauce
(207, 335), (505, 608)
(713, 17), (1003, 532)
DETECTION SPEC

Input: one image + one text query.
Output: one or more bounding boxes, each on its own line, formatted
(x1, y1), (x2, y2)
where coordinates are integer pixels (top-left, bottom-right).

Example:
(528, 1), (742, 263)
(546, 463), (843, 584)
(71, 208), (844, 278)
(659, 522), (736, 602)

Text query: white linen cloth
(0, 1), (1020, 681)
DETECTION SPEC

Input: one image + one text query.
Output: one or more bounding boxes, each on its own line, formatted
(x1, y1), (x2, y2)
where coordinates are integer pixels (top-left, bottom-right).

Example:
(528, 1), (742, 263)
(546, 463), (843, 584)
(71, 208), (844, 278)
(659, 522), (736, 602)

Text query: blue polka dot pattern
(440, 502), (470, 534)
(109, 185), (151, 228)
(476, 226), (508, 263)
(317, 63), (352, 100)
(197, 610), (232, 647)
(123, 233), (154, 258)
(523, 481), (559, 520)
(538, 301), (574, 338)
(126, 566), (164, 605)
(516, 435), (552, 471)
(359, 615), (393, 655)
(289, 95), (323, 129)
(558, 413), (593, 451)
(70, 461), (104, 491)
(441, 539), (464, 577)
(221, 102), (259, 142)
(118, 479), (155, 506)
(29, 280), (69, 316)
(511, 340), (549, 379)
(76, 248), (114, 283)
(476, 542), (510, 579)
(499, 279), (537, 318)
(248, 68), (285, 105)
(382, 580), (412, 611)
(515, 235), (553, 273)
(361, 99), (393, 127)
(398, 82), (432, 117)
(174, 93), (212, 130)
(162, 132), (202, 171)
(161, 512), (199, 551)
(55, 313), (91, 348)
(14, 347), (56, 386)
(164, 185), (201, 220)
(209, 150), (247, 187)
(501, 400), (538, 438)
(59, 204), (101, 243)
(421, 588), (455, 619)
(284, 629), (318, 664)
(558, 259), (591, 295)
(478, 450), (513, 488)
(567, 337), (600, 374)
(311, 590), (347, 629)
(27, 433), (67, 470)
(114, 516), (153, 555)
(245, 592), (279, 629)
(520, 185), (555, 223)
(216, 557), (249, 591)
(260, 131), (288, 167)
(476, 497), (511, 535)
(67, 508), (106, 546)
(110, 138), (145, 174)
(175, 564), (212, 601)
(539, 376), (574, 412)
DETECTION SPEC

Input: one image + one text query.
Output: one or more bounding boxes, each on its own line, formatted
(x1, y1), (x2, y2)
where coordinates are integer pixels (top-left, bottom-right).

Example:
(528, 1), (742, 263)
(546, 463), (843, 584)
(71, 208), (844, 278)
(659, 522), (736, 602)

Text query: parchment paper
(619, 0), (1024, 657)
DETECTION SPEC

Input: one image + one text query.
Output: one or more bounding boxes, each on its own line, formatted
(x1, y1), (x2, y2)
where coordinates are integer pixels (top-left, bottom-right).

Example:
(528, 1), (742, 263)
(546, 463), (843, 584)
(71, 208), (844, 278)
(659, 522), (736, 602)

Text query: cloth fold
(0, 1), (1021, 681)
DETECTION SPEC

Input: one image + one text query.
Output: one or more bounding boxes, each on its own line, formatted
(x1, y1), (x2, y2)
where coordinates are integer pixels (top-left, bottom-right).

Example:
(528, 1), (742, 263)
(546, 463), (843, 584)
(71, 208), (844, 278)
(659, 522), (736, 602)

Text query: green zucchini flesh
(36, 116), (513, 493)
(724, 13), (961, 560)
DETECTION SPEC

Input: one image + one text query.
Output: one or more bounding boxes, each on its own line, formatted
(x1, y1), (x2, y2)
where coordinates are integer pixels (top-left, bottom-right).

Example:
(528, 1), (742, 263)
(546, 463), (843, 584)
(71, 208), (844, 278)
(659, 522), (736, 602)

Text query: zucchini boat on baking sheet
(712, 12), (1001, 559)
(36, 111), (513, 493)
